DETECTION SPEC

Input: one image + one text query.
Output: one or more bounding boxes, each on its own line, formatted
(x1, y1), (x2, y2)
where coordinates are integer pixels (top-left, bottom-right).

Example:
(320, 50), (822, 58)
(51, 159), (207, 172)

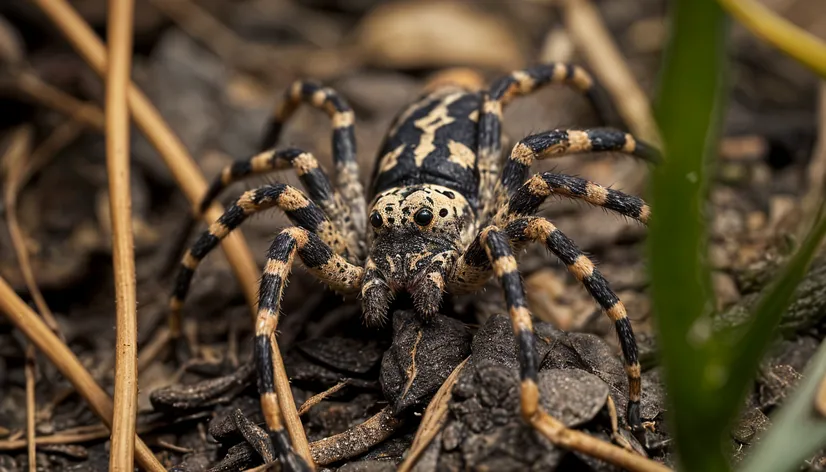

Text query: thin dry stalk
(398, 358), (467, 472)
(137, 327), (170, 374)
(25, 344), (36, 472)
(25, 119), (86, 186)
(310, 406), (404, 466)
(0, 421), (170, 450)
(30, 0), (259, 306)
(271, 335), (313, 463)
(297, 380), (349, 416)
(146, 0), (250, 62)
(105, 0), (138, 469)
(1, 125), (62, 338)
(562, 0), (662, 148)
(532, 411), (671, 472)
(0, 276), (165, 471)
(32, 0), (311, 464)
(12, 68), (105, 130)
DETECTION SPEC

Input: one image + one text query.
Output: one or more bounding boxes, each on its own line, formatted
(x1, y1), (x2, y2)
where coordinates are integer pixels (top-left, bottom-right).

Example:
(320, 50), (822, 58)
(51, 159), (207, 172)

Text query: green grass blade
(737, 330), (826, 472)
(647, 0), (730, 469)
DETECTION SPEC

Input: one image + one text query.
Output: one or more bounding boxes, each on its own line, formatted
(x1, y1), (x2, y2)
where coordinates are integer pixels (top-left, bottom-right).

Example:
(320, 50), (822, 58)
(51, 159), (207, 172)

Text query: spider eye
(370, 212), (383, 228)
(414, 208), (433, 226)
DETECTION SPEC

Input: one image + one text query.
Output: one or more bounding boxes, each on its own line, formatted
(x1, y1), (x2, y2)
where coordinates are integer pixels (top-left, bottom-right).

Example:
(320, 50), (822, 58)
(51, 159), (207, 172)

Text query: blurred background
(0, 0), (824, 470)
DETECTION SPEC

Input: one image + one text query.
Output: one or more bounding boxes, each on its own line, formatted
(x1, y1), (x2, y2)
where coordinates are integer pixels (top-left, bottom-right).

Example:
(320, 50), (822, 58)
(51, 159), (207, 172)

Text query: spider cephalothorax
(363, 184), (473, 322)
(168, 63), (659, 471)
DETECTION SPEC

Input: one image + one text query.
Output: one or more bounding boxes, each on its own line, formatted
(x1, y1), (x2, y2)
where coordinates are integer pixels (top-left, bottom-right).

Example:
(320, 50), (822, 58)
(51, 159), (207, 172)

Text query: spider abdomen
(370, 87), (482, 212)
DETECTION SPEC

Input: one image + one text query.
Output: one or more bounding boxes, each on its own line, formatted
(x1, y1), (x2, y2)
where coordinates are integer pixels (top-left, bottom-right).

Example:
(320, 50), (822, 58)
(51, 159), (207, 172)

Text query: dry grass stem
(0, 421), (170, 451)
(146, 0), (252, 63)
(310, 406), (404, 466)
(532, 411), (671, 472)
(562, 0), (662, 148)
(297, 380), (350, 416)
(1, 125), (62, 338)
(0, 276), (165, 471)
(137, 327), (171, 374)
(271, 335), (313, 463)
(25, 344), (36, 472)
(32, 0), (311, 464)
(31, 0), (259, 309)
(12, 69), (105, 130)
(398, 357), (468, 472)
(105, 0), (138, 469)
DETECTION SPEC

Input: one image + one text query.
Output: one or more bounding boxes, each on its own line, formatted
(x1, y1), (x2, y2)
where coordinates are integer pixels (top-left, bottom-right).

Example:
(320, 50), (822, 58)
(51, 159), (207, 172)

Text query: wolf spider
(169, 63), (659, 470)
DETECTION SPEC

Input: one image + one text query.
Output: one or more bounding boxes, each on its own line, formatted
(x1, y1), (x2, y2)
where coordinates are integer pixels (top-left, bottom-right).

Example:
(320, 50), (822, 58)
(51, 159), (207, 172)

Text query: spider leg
(495, 171), (651, 228)
(499, 128), (660, 196)
(198, 148), (358, 256)
(448, 219), (643, 431)
(504, 216), (642, 430)
(169, 184), (348, 340)
(261, 80), (366, 250)
(477, 63), (619, 220)
(478, 226), (541, 419)
(256, 227), (363, 469)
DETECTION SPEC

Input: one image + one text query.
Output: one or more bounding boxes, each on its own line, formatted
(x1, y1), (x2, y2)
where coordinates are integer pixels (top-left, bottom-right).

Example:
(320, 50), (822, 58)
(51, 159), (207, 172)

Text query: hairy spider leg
(498, 128), (660, 197)
(504, 217), (642, 429)
(261, 80), (366, 253)
(482, 227), (542, 419)
(477, 63), (620, 221)
(198, 148), (358, 257)
(451, 167), (652, 296)
(495, 171), (651, 228)
(256, 227), (363, 469)
(169, 184), (349, 339)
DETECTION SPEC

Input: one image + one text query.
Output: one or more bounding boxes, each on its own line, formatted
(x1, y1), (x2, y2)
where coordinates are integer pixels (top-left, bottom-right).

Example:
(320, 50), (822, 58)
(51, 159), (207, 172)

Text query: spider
(168, 62), (659, 470)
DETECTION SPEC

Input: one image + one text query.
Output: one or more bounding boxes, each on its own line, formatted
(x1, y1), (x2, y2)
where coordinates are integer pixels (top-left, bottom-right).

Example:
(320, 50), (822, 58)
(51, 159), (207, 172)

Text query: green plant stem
(648, 0), (730, 470)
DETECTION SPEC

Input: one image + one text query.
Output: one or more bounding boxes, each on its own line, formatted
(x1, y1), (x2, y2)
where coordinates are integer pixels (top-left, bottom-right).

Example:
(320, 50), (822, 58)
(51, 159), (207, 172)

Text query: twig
(30, 0), (259, 311)
(561, 0), (662, 148)
(145, 0), (255, 63)
(310, 406), (405, 466)
(32, 0), (311, 465)
(10, 68), (105, 130)
(0, 420), (172, 450)
(0, 276), (165, 471)
(26, 119), (86, 186)
(137, 326), (171, 374)
(398, 357), (468, 472)
(105, 0), (138, 469)
(271, 337), (313, 463)
(154, 439), (193, 454)
(297, 380), (350, 416)
(531, 411), (671, 472)
(25, 344), (36, 472)
(243, 461), (278, 472)
(1, 125), (63, 338)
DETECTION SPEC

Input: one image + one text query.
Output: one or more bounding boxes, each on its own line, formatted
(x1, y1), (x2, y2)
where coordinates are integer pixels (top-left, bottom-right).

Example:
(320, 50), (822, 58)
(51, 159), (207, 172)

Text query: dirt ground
(0, 0), (825, 471)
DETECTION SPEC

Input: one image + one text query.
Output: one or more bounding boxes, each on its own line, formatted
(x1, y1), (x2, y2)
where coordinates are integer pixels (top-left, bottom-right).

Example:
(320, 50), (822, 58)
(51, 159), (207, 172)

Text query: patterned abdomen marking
(371, 87), (482, 211)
